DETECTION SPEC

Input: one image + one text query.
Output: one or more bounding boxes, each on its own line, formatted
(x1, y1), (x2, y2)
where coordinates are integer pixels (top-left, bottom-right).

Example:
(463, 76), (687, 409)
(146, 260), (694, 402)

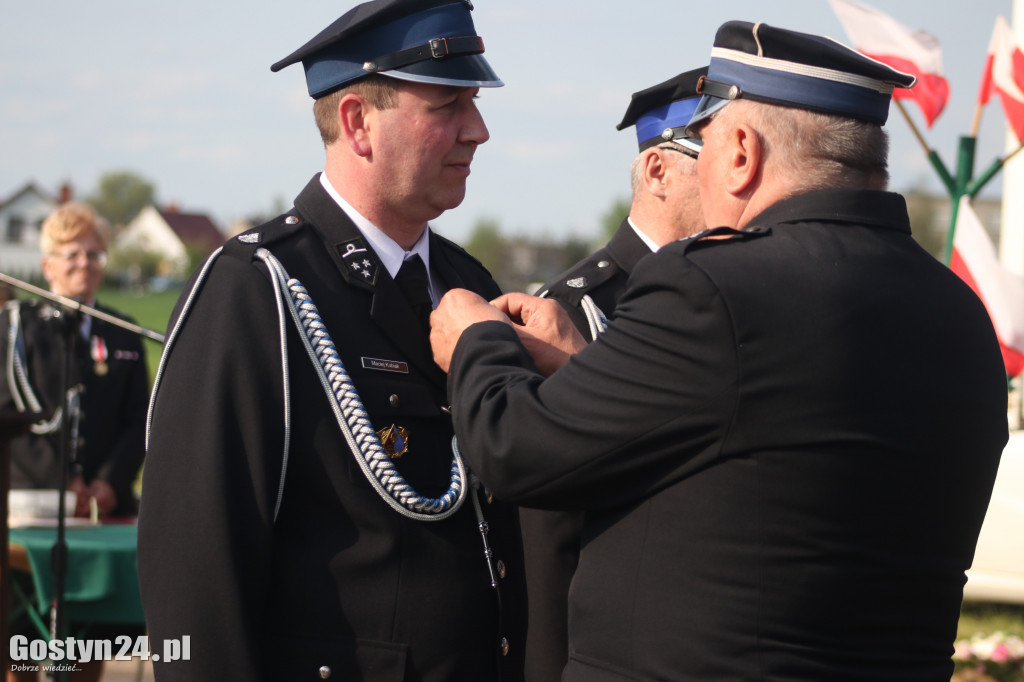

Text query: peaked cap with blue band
(271, 0), (502, 98)
(686, 21), (916, 134)
(617, 67), (707, 154)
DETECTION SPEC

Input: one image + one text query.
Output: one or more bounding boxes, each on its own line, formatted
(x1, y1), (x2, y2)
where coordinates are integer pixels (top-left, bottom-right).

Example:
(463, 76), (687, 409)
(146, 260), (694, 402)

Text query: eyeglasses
(48, 249), (108, 267)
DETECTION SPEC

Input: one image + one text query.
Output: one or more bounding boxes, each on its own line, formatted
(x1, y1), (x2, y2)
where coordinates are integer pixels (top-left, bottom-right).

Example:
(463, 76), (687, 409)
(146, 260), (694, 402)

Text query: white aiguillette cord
(149, 246), (470, 523)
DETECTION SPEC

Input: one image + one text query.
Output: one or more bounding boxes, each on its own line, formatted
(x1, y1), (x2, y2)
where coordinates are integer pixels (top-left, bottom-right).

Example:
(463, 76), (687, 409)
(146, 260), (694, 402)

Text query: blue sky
(0, 1), (1017, 244)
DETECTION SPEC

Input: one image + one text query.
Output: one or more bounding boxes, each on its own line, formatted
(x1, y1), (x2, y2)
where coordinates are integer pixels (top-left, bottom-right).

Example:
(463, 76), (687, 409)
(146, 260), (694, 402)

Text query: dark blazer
(138, 176), (525, 682)
(522, 219), (652, 682)
(539, 218), (652, 341)
(448, 188), (1008, 681)
(0, 299), (148, 516)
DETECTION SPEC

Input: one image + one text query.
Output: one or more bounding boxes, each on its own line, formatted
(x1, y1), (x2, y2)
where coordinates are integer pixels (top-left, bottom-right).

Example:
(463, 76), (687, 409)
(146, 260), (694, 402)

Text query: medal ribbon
(91, 336), (107, 363)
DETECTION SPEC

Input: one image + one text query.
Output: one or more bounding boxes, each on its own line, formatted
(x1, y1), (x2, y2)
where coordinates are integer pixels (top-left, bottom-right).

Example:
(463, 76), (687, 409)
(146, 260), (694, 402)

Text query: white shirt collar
(627, 216), (661, 253)
(319, 173), (441, 305)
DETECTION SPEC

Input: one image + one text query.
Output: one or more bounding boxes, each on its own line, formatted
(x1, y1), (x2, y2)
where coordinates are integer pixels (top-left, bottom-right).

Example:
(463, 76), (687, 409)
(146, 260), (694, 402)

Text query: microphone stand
(49, 305), (78, 661)
(0, 272), (166, 343)
(1, 271), (165, 681)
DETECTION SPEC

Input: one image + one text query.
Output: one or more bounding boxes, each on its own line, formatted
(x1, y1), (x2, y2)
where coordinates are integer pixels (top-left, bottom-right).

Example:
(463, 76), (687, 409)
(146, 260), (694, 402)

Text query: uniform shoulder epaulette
(538, 249), (619, 304)
(222, 212), (307, 263)
(678, 225), (772, 253)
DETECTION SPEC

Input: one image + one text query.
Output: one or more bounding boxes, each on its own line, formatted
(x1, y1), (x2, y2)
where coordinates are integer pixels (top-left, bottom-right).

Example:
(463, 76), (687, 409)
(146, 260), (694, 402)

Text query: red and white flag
(950, 197), (1024, 376)
(829, 0), (949, 127)
(978, 15), (1024, 143)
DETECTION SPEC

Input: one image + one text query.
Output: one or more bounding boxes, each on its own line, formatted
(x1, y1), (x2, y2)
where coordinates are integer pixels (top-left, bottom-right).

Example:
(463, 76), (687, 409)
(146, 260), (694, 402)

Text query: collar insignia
(338, 239), (379, 285)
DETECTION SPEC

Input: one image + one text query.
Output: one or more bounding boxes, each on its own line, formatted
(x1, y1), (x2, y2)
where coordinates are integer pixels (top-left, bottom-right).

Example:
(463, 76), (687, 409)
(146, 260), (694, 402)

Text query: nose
(460, 100), (490, 146)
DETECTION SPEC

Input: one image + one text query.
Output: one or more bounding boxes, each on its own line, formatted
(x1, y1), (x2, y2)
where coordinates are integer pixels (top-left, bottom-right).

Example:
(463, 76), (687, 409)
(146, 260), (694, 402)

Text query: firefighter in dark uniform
(0, 202), (147, 519)
(522, 68), (707, 682)
(137, 2), (525, 680)
(1, 202), (148, 682)
(538, 68), (707, 340)
(430, 21), (1008, 682)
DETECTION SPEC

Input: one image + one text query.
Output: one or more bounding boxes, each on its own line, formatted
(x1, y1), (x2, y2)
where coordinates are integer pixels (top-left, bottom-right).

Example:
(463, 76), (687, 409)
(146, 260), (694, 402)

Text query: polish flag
(950, 197), (1024, 376)
(829, 0), (949, 127)
(978, 15), (1024, 143)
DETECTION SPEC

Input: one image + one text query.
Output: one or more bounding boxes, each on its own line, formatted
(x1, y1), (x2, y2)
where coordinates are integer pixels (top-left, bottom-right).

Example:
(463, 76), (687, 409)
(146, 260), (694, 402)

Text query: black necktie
(393, 255), (433, 332)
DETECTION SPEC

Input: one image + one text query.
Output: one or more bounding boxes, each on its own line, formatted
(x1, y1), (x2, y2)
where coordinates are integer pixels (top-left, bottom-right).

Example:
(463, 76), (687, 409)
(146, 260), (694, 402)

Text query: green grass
(959, 602), (1024, 639)
(96, 286), (181, 386)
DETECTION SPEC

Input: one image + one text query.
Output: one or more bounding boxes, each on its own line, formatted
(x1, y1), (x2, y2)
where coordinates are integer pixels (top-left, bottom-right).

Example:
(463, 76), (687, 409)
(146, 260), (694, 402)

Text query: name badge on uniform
(362, 357), (410, 374)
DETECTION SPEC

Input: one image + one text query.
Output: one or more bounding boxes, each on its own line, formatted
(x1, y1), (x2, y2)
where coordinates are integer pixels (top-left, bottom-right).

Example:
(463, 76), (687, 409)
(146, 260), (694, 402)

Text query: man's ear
(722, 123), (763, 197)
(642, 148), (669, 199)
(338, 94), (373, 158)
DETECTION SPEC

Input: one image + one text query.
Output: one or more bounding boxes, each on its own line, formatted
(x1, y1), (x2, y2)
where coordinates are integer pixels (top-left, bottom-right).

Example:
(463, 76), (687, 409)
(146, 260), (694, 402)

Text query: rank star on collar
(338, 239), (379, 284)
(351, 260), (373, 278)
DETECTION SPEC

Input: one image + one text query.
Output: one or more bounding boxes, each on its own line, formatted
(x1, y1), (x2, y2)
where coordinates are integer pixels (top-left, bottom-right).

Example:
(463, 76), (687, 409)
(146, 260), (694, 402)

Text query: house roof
(158, 208), (224, 254)
(0, 181), (56, 211)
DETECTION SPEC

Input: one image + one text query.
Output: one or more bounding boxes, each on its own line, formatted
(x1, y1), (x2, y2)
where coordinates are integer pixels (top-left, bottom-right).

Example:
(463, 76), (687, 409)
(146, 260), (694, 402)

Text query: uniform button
(389, 394), (400, 408)
(497, 560), (506, 579)
(319, 665), (332, 679)
(597, 260), (610, 268)
(285, 216), (300, 225)
(500, 637), (510, 657)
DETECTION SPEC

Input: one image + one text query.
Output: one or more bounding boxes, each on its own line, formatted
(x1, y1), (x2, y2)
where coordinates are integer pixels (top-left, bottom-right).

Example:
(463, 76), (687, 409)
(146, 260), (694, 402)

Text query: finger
(490, 293), (513, 316)
(499, 293), (537, 324)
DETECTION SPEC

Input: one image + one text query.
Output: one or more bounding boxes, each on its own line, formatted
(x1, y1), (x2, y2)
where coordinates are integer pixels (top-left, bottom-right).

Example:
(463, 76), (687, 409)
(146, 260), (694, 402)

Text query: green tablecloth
(9, 523), (143, 627)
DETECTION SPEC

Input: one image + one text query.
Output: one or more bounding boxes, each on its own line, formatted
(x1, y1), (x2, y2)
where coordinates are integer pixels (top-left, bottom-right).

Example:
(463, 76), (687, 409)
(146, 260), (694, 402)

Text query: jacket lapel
(293, 176), (445, 388)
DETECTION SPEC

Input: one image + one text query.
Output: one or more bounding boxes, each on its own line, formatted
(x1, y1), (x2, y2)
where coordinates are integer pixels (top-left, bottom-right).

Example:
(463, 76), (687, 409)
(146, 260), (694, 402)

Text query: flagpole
(1000, 0), (1024, 277)
(970, 102), (986, 139)
(966, 142), (1024, 198)
(941, 136), (979, 265)
(894, 100), (956, 195)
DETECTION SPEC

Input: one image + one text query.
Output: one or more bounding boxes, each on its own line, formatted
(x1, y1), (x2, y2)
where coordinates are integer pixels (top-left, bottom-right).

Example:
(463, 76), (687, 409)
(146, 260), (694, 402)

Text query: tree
(86, 171), (156, 227)
(466, 217), (506, 276)
(600, 196), (631, 240)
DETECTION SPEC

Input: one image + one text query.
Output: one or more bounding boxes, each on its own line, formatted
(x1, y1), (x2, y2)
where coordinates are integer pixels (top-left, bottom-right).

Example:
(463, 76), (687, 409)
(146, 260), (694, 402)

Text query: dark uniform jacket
(539, 219), (652, 342)
(448, 188), (1008, 682)
(138, 175), (525, 682)
(0, 298), (148, 516)
(522, 219), (651, 682)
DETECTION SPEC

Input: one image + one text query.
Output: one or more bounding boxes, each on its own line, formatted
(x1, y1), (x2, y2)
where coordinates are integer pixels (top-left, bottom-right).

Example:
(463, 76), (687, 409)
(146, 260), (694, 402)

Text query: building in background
(116, 205), (224, 285)
(0, 182), (69, 280)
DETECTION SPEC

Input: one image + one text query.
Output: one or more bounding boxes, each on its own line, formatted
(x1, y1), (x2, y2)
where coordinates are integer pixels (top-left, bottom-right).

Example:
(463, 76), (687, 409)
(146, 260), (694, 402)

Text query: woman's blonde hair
(40, 203), (111, 254)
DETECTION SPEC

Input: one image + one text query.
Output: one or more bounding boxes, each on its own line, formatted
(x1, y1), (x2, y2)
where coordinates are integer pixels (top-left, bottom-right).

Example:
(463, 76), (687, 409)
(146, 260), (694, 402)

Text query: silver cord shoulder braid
(148, 245), (468, 523)
(579, 294), (609, 340)
(6, 301), (65, 435)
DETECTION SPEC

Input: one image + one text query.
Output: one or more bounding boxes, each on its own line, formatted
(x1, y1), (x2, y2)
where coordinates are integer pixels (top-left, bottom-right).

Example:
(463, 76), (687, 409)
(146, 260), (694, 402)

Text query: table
(9, 523), (144, 635)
